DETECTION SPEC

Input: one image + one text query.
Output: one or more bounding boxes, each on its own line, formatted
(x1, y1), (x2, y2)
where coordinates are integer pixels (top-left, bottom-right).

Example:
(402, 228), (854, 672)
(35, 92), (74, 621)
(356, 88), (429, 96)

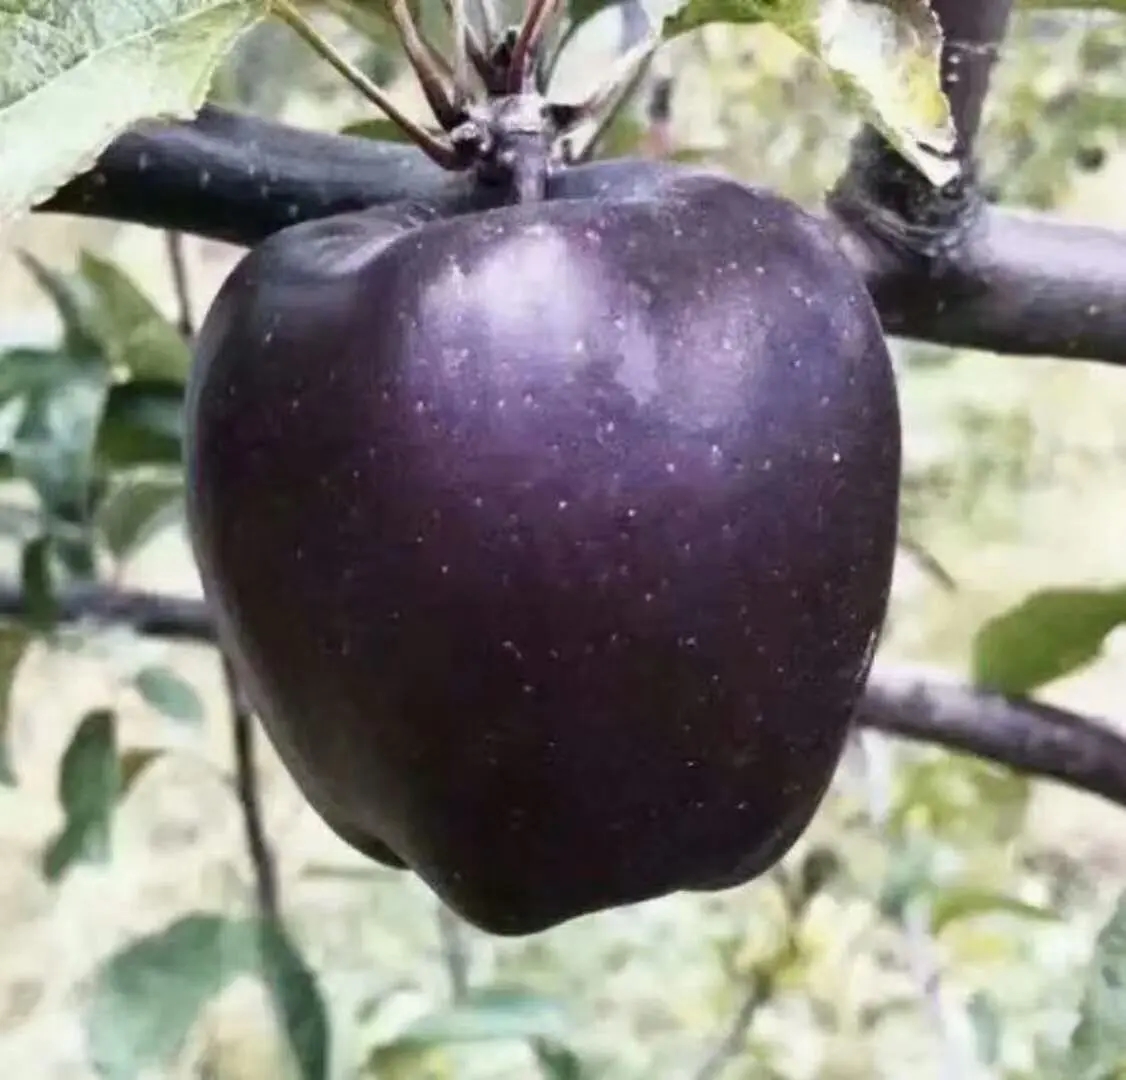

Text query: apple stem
(271, 0), (466, 169)
(506, 0), (562, 93)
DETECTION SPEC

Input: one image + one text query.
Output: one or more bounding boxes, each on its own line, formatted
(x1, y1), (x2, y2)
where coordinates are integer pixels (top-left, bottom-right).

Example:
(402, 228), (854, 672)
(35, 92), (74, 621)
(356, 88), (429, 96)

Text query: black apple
(185, 162), (900, 935)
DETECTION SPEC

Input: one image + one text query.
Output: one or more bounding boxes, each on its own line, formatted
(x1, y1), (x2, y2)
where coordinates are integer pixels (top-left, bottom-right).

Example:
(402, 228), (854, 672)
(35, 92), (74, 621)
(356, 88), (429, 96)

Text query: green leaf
(0, 1), (265, 222)
(10, 365), (109, 525)
(96, 381), (185, 468)
(15, 253), (104, 360)
(532, 1039), (587, 1080)
(85, 914), (329, 1080)
(0, 348), (90, 406)
(0, 624), (33, 785)
(256, 919), (331, 1080)
(929, 887), (1057, 935)
(42, 709), (120, 881)
(660, 0), (958, 187)
(972, 586), (1126, 696)
(76, 252), (192, 384)
(133, 666), (204, 725)
(85, 913), (255, 1080)
(96, 471), (184, 559)
(20, 536), (59, 633)
(1066, 891), (1126, 1080)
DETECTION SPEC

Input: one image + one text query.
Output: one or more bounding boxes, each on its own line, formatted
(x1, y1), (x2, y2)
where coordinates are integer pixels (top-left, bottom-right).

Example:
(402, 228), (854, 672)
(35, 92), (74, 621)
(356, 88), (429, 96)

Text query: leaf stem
(269, 0), (464, 168)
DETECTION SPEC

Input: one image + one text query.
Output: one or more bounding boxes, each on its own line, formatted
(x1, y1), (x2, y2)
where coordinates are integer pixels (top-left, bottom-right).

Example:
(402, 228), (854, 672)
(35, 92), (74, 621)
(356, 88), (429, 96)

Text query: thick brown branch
(830, 158), (1126, 362)
(3, 579), (1126, 811)
(33, 107), (1126, 366)
(857, 664), (1126, 807)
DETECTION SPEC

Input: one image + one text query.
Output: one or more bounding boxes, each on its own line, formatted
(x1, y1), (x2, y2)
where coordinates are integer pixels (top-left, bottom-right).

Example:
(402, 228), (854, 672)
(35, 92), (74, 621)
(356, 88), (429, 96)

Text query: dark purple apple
(184, 164), (901, 935)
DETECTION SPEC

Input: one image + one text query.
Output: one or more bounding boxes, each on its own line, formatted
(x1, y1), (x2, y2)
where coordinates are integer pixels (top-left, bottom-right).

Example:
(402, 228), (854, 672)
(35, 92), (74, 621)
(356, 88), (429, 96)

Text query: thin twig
(436, 902), (471, 1000)
(898, 534), (958, 593)
(163, 232), (194, 338)
(271, 0), (464, 168)
(385, 0), (463, 127)
(226, 656), (281, 921)
(570, 36), (659, 162)
(163, 228), (279, 925)
(506, 0), (561, 92)
(693, 968), (774, 1080)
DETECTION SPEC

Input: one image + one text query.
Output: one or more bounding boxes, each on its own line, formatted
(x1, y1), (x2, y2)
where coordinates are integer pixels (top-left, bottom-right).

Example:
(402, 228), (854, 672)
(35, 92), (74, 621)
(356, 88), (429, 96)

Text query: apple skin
(185, 164), (901, 935)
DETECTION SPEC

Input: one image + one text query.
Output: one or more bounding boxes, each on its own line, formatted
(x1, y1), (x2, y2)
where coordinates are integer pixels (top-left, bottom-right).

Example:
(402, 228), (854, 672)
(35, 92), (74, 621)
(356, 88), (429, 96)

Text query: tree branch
(823, 0), (1126, 363)
(34, 103), (1126, 366)
(4, 579), (1126, 812)
(37, 105), (480, 247)
(855, 664), (1126, 807)
(829, 152), (1126, 363)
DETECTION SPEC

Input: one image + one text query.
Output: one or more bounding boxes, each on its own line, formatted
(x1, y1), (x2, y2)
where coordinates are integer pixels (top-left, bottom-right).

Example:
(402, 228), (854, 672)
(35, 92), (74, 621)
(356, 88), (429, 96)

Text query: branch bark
(34, 102), (1126, 367)
(825, 0), (1126, 362)
(3, 579), (1126, 813)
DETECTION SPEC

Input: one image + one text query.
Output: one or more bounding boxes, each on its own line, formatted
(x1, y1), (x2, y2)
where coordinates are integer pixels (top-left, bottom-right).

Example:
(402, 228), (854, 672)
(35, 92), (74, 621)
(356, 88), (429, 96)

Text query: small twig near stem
(570, 35), (660, 163)
(270, 0), (464, 168)
(226, 657), (281, 921)
(162, 229), (280, 925)
(163, 232), (194, 338)
(436, 902), (471, 1001)
(692, 967), (775, 1080)
(898, 534), (958, 593)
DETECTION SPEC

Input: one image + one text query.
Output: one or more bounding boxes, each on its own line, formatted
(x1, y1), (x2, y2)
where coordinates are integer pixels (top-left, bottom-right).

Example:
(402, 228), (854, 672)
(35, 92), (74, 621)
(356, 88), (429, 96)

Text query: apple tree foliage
(1, 0), (1126, 1077)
